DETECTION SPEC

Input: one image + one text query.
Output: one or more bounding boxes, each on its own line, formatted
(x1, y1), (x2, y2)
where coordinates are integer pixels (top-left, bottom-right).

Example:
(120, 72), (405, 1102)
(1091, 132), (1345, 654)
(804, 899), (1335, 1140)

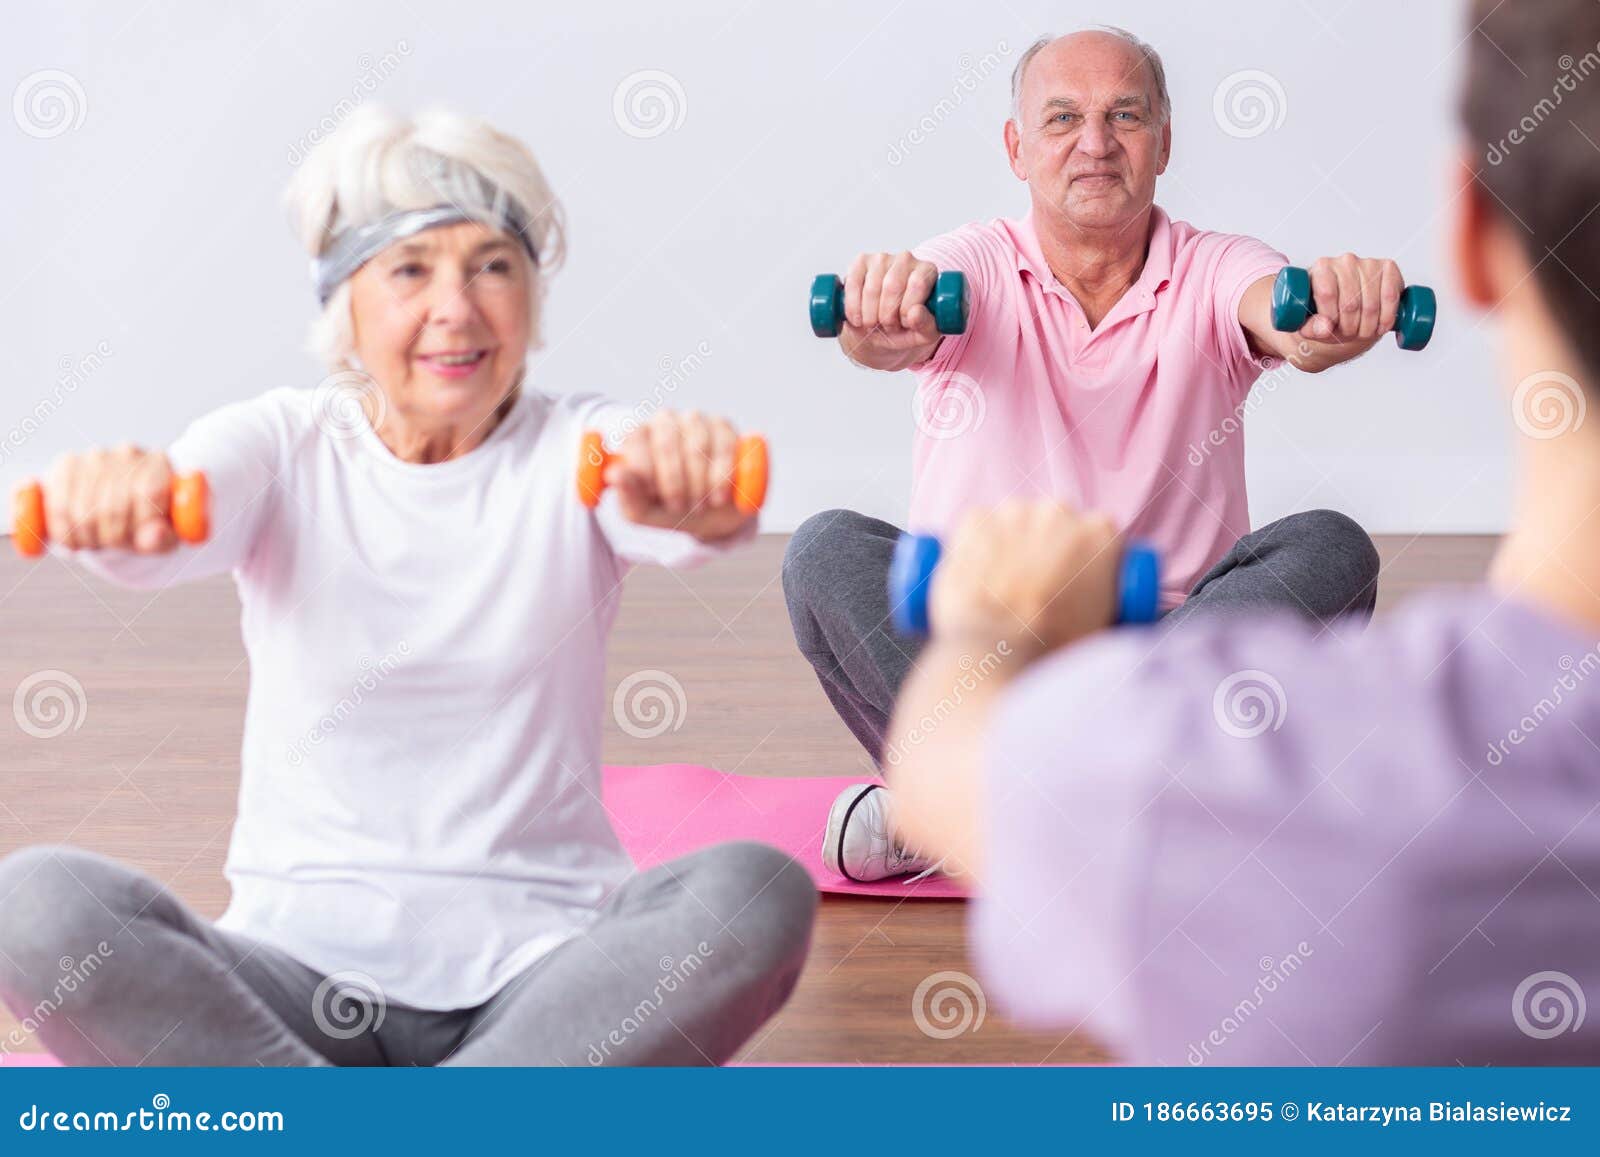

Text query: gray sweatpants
(782, 507), (1381, 763)
(0, 841), (816, 1067)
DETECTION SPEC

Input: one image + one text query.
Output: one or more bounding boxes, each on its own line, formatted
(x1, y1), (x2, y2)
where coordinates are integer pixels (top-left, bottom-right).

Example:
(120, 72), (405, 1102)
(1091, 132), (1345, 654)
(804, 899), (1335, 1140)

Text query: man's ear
(1454, 151), (1499, 309)
(1157, 117), (1171, 175)
(1004, 118), (1026, 181)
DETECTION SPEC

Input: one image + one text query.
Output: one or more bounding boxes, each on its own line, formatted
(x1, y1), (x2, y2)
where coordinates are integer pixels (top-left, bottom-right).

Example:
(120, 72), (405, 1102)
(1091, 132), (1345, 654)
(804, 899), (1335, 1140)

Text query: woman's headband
(310, 203), (540, 305)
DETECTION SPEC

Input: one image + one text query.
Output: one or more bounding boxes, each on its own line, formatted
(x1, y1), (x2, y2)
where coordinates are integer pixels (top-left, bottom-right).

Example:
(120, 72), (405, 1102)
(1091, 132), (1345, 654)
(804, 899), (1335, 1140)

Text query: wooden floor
(0, 532), (1496, 1063)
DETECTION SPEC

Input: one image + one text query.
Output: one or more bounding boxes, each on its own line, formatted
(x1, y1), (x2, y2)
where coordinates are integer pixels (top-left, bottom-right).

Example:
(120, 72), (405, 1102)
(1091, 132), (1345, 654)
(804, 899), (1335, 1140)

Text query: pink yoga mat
(601, 764), (967, 899)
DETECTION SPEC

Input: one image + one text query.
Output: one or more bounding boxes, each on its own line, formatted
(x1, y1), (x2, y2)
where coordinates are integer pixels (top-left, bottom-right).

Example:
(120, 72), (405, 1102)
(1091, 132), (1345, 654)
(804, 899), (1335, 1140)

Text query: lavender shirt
(976, 589), (1600, 1064)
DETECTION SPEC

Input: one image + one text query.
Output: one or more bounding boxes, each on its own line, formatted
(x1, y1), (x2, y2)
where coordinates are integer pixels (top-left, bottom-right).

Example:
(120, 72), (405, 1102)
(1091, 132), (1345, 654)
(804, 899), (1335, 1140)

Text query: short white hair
(284, 105), (567, 369)
(1010, 27), (1171, 126)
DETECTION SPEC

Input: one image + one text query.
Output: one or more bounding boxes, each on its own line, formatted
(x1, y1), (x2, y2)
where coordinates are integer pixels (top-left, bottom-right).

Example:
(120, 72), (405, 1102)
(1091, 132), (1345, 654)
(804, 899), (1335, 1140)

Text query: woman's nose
(424, 270), (478, 324)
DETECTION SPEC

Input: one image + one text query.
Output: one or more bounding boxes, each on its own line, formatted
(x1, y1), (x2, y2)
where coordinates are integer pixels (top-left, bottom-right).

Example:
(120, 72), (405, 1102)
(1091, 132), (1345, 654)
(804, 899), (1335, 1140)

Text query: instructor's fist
(44, 445), (178, 553)
(930, 501), (1123, 654)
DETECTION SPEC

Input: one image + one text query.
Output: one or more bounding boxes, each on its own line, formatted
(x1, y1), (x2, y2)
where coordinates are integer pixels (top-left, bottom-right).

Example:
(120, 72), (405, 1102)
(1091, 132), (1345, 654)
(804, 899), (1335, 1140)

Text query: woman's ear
(1453, 149), (1499, 309)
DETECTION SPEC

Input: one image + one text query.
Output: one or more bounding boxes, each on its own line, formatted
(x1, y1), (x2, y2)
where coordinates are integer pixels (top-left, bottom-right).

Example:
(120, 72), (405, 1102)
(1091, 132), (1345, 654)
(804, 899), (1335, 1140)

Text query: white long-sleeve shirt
(69, 384), (751, 1009)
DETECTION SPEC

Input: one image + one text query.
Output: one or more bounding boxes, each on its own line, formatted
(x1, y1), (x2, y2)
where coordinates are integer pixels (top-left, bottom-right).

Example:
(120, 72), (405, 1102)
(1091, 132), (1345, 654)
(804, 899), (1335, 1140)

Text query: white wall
(4, 0), (1506, 534)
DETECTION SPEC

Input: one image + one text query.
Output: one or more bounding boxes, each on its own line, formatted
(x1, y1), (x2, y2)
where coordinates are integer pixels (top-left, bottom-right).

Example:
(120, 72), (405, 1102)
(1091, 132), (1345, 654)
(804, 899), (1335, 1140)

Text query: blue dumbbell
(888, 533), (1161, 637)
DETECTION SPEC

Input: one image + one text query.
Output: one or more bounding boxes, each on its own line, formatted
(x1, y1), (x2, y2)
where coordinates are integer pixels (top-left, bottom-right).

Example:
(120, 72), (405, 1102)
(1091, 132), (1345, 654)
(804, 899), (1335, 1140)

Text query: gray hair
(1010, 27), (1171, 126)
(284, 105), (567, 370)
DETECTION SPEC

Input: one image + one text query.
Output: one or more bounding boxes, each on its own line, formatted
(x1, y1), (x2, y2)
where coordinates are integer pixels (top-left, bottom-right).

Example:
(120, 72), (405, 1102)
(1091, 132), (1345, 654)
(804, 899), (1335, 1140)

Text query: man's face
(1008, 34), (1171, 234)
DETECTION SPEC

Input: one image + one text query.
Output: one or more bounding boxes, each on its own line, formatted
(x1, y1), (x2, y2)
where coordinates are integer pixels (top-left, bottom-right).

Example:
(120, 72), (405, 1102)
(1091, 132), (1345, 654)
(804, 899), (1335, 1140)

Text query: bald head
(1011, 28), (1170, 127)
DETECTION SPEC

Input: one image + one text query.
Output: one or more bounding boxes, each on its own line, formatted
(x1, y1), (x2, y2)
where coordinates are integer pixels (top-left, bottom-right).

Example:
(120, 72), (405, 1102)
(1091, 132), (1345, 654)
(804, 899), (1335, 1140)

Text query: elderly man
(787, 28), (1401, 881)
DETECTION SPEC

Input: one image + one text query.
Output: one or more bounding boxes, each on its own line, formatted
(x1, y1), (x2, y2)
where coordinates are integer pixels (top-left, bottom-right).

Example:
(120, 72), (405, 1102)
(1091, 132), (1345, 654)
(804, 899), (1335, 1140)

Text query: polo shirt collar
(1014, 205), (1175, 307)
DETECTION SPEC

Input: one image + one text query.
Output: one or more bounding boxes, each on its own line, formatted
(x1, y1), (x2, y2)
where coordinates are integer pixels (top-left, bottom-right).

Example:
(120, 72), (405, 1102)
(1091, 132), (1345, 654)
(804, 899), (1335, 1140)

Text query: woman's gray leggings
(0, 841), (816, 1066)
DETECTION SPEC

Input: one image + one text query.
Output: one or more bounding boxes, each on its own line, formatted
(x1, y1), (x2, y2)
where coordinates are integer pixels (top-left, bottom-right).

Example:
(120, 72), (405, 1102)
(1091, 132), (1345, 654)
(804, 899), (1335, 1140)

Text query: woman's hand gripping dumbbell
(12, 447), (209, 558)
(888, 505), (1161, 644)
(811, 252), (969, 371)
(576, 412), (769, 543)
(1271, 259), (1436, 351)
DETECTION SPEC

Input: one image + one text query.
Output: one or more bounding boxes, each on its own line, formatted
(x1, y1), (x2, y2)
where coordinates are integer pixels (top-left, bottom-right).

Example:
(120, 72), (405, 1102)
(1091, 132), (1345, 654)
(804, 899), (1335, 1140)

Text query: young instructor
(889, 0), (1600, 1063)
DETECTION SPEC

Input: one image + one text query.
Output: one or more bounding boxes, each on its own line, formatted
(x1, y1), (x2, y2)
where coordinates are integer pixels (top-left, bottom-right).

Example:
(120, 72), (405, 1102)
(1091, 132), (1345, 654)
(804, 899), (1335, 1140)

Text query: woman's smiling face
(347, 219), (533, 434)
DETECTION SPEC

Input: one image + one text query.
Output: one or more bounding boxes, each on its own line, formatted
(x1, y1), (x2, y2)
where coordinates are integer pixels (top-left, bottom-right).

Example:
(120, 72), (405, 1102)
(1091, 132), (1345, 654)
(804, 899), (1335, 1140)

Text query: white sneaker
(821, 783), (942, 883)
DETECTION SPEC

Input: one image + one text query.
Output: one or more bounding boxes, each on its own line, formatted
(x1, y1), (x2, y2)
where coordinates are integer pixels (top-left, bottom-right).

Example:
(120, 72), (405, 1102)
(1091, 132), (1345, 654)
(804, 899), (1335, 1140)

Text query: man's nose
(1075, 114), (1114, 158)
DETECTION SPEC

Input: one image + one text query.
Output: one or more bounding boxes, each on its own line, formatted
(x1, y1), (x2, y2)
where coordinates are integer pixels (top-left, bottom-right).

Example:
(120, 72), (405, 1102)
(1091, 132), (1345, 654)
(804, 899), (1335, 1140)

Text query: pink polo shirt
(910, 208), (1286, 608)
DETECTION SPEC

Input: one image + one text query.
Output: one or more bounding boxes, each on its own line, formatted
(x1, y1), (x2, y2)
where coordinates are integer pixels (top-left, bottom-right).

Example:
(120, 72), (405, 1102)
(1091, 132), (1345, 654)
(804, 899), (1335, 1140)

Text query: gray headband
(310, 203), (539, 305)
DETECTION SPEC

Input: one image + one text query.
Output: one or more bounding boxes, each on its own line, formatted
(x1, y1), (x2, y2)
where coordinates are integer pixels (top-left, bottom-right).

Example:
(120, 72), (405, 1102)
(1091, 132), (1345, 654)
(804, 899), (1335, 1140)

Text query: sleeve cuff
(1228, 264), (1289, 374)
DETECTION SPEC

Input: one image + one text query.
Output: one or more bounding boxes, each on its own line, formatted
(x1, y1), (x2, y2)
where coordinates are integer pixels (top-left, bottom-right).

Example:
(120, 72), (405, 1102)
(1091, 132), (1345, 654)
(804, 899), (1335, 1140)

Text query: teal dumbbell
(1271, 265), (1436, 351)
(809, 271), (969, 338)
(888, 533), (1161, 637)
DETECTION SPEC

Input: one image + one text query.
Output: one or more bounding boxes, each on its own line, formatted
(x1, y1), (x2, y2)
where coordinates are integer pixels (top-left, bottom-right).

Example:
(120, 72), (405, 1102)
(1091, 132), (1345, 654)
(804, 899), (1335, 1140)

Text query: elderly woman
(0, 107), (815, 1066)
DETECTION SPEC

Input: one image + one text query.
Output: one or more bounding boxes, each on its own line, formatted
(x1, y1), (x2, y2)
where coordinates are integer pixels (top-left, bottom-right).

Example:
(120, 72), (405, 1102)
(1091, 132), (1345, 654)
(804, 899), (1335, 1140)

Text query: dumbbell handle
(576, 431), (770, 513)
(888, 533), (1161, 637)
(11, 473), (211, 559)
(1270, 265), (1436, 351)
(809, 271), (969, 339)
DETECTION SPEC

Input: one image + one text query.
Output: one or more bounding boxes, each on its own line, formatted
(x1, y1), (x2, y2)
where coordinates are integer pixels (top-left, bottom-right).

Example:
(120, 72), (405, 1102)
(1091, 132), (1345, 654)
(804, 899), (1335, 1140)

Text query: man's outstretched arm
(1239, 253), (1407, 372)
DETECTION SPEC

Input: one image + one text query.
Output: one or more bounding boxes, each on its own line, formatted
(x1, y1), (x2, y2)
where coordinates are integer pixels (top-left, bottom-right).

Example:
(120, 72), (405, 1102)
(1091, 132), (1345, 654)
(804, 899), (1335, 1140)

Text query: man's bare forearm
(1238, 259), (1406, 373)
(839, 331), (942, 372)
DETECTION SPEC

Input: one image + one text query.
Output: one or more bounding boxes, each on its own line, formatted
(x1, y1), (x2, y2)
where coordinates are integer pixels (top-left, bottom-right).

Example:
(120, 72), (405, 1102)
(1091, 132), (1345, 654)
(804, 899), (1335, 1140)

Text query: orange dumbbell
(576, 431), (769, 513)
(11, 472), (210, 558)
